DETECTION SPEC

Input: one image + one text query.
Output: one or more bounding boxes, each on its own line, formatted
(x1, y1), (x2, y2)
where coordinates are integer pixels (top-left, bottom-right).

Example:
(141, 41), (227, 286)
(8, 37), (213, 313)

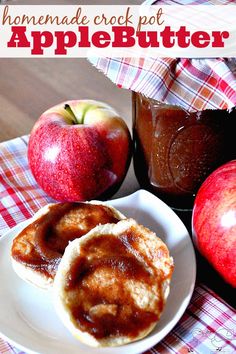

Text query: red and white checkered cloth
(89, 0), (236, 112)
(0, 135), (235, 354)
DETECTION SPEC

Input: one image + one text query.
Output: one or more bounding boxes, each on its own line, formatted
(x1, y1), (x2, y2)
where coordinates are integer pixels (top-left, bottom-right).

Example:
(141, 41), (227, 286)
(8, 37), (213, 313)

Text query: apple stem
(64, 104), (78, 125)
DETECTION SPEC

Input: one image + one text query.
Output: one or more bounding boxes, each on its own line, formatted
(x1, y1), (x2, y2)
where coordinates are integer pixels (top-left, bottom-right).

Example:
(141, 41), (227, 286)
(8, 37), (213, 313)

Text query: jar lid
(89, 0), (236, 112)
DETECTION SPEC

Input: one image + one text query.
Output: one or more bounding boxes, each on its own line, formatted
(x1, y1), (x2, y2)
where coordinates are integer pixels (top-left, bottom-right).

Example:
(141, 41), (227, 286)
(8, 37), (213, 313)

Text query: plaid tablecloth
(0, 136), (235, 354)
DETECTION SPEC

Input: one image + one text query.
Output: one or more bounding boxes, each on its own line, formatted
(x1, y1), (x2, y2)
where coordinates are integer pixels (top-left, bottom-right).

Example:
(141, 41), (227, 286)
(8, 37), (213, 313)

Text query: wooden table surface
(0, 58), (131, 142)
(0, 0), (140, 142)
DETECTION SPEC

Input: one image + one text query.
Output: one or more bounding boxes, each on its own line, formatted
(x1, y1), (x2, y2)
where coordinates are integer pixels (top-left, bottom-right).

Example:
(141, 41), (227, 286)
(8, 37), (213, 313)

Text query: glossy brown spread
(11, 203), (120, 279)
(133, 92), (236, 208)
(64, 228), (169, 340)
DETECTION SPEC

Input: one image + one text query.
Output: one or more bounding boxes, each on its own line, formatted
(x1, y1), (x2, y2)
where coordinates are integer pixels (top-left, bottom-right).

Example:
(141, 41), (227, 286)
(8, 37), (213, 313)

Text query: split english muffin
(53, 218), (174, 347)
(11, 201), (125, 289)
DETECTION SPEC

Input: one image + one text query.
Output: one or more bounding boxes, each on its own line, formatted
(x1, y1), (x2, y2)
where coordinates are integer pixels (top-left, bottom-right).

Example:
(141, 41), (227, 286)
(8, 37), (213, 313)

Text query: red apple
(28, 100), (131, 201)
(192, 160), (236, 287)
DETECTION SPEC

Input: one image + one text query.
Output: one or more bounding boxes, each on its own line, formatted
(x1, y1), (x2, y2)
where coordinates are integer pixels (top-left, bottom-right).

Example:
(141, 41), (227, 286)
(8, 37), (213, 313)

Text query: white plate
(0, 190), (196, 354)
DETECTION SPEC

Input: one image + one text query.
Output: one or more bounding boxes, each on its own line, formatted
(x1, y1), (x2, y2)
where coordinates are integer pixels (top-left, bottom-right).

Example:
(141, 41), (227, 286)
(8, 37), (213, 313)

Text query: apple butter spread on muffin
(53, 219), (174, 347)
(11, 202), (125, 289)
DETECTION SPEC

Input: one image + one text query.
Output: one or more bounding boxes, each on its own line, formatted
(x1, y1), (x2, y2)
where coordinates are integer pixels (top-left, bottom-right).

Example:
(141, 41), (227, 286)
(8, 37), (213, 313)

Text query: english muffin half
(11, 202), (125, 289)
(53, 218), (174, 347)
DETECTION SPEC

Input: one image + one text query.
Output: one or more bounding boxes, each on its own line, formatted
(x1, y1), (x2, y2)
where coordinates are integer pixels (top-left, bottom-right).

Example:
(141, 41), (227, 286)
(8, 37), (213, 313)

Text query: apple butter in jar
(133, 92), (236, 209)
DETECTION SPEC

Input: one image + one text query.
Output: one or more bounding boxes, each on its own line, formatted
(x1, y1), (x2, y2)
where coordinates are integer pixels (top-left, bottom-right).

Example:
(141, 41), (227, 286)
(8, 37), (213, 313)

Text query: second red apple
(192, 160), (236, 287)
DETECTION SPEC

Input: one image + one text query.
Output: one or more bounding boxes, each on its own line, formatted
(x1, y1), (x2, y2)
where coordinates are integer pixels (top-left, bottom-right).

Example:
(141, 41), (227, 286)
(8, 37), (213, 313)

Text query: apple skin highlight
(192, 160), (236, 288)
(28, 100), (132, 202)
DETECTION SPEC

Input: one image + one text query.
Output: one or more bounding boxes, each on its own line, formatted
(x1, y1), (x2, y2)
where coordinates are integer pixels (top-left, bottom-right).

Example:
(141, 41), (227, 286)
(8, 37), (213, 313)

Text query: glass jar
(133, 92), (236, 209)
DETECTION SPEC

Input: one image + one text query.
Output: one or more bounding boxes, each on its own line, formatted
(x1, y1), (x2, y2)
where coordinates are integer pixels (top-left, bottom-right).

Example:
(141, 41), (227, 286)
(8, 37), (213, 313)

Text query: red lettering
(191, 31), (210, 48)
(176, 26), (190, 48)
(55, 31), (77, 54)
(7, 26), (30, 47)
(92, 31), (110, 48)
(137, 31), (159, 48)
(78, 26), (90, 47)
(211, 31), (229, 47)
(112, 26), (135, 47)
(160, 26), (175, 48)
(31, 31), (53, 54)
